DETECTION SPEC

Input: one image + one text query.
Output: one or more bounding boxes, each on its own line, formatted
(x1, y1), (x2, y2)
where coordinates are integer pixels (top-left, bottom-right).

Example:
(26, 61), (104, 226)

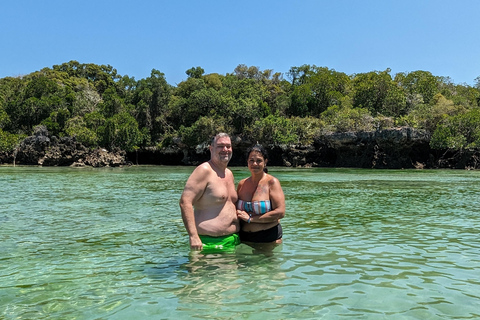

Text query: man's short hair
(211, 133), (231, 146)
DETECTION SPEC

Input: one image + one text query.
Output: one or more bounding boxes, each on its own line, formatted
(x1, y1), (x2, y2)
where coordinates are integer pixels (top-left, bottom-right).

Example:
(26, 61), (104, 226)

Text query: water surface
(1, 166), (479, 319)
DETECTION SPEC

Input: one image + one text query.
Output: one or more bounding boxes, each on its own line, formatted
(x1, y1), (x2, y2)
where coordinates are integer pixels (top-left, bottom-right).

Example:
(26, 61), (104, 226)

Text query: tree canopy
(1, 60), (479, 153)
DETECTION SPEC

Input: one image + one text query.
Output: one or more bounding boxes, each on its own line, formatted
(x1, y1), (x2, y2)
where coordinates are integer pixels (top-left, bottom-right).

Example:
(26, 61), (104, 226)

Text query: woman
(236, 144), (285, 245)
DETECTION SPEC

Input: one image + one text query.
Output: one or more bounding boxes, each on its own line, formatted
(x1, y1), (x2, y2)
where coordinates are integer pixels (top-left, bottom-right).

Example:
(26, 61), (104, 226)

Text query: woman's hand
(236, 209), (250, 222)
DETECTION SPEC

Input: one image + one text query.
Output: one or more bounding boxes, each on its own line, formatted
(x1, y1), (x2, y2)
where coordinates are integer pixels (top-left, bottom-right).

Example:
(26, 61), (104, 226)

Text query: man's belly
(196, 209), (239, 236)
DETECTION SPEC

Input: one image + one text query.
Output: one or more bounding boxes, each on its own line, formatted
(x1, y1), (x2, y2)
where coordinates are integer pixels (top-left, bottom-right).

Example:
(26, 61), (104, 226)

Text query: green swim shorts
(199, 233), (240, 253)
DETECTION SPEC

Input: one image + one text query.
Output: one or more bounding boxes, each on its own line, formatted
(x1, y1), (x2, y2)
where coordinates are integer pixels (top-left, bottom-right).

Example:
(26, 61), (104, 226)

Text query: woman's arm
(249, 175), (285, 224)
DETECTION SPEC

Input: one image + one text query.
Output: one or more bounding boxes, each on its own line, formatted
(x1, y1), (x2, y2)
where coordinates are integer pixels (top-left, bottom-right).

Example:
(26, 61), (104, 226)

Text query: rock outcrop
(126, 127), (479, 169)
(129, 127), (434, 169)
(313, 127), (433, 169)
(10, 126), (129, 167)
(2, 126), (479, 169)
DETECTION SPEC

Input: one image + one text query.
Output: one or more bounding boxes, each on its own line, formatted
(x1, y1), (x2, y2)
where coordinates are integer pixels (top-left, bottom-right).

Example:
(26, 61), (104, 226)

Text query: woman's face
(247, 151), (267, 174)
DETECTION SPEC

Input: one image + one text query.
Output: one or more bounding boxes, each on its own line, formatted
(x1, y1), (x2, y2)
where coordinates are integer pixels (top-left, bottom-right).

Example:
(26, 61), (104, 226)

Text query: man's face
(212, 137), (232, 163)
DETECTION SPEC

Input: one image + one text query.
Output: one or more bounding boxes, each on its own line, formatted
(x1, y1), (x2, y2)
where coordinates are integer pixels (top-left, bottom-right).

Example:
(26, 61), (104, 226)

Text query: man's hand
(189, 235), (203, 251)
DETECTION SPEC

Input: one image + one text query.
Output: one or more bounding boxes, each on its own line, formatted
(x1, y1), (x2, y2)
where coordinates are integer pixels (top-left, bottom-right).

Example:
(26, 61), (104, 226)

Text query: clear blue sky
(1, 0), (479, 86)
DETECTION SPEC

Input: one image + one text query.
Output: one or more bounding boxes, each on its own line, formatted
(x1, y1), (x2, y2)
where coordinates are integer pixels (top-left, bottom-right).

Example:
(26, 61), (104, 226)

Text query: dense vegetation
(1, 61), (479, 153)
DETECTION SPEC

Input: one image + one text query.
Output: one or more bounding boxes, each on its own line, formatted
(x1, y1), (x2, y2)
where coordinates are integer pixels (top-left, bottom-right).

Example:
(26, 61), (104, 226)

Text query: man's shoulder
(198, 161), (213, 171)
(191, 162), (214, 176)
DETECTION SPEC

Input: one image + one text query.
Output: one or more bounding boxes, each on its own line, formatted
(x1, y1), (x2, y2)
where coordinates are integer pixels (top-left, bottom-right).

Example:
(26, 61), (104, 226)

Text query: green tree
(98, 87), (125, 118)
(204, 73), (223, 90)
(287, 65), (350, 117)
(179, 116), (233, 148)
(41, 108), (71, 137)
(290, 116), (324, 145)
(321, 105), (375, 132)
(64, 116), (98, 146)
(436, 77), (480, 109)
(0, 103), (9, 129)
(132, 69), (172, 143)
(53, 61), (121, 94)
(352, 69), (406, 116)
(0, 129), (24, 152)
(221, 76), (267, 131)
(430, 108), (480, 149)
(5, 73), (67, 132)
(395, 70), (439, 106)
(100, 112), (143, 151)
(186, 66), (205, 79)
(244, 115), (298, 145)
(398, 94), (465, 132)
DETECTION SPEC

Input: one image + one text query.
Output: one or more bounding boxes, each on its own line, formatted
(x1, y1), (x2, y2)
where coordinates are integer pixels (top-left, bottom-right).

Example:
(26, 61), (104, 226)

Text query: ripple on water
(1, 167), (480, 319)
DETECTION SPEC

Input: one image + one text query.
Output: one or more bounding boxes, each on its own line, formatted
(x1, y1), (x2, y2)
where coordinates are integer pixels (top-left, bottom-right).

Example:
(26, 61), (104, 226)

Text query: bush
(290, 116), (324, 145)
(0, 129), (24, 152)
(100, 112), (144, 151)
(179, 116), (233, 148)
(320, 105), (375, 132)
(430, 108), (480, 149)
(399, 94), (466, 133)
(65, 116), (98, 146)
(244, 115), (298, 145)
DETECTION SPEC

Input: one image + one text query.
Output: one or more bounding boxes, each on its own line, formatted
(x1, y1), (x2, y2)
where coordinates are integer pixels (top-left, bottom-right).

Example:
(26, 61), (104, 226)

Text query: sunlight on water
(1, 166), (480, 319)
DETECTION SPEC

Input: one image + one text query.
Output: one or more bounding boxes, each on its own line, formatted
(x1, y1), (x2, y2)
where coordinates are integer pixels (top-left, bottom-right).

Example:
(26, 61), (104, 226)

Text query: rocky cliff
(127, 127), (480, 169)
(1, 126), (479, 169)
(1, 126), (129, 167)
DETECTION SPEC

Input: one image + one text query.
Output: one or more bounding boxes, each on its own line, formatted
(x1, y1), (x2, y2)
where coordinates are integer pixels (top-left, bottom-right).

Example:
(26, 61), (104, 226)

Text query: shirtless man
(179, 133), (240, 252)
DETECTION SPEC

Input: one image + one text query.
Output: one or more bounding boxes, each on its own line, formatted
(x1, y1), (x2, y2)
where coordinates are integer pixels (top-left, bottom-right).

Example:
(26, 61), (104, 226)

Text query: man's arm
(179, 165), (209, 250)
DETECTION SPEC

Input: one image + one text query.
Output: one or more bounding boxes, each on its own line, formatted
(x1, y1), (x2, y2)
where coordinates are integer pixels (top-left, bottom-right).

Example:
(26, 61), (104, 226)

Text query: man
(179, 133), (240, 253)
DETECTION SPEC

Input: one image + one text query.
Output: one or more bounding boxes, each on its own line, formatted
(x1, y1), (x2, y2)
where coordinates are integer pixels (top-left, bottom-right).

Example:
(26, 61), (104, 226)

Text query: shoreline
(2, 127), (479, 170)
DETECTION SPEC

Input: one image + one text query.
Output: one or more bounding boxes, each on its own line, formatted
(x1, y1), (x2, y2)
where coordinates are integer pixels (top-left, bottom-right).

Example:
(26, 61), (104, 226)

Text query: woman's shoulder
(237, 177), (248, 187)
(265, 173), (278, 181)
(266, 174), (281, 186)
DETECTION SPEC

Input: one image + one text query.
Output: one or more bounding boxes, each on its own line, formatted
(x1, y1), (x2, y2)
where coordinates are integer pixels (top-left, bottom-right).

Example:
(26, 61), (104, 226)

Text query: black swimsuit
(239, 224), (283, 243)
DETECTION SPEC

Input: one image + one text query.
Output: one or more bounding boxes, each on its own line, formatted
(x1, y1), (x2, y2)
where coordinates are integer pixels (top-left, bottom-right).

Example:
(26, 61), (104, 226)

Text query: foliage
(321, 105), (376, 132)
(287, 65), (350, 117)
(1, 61), (479, 152)
(179, 116), (233, 148)
(430, 108), (480, 149)
(395, 70), (439, 106)
(64, 116), (99, 146)
(0, 129), (24, 152)
(244, 115), (298, 145)
(352, 69), (408, 116)
(289, 116), (324, 145)
(186, 66), (205, 79)
(396, 94), (466, 132)
(100, 112), (144, 151)
(41, 108), (71, 137)
(131, 69), (172, 143)
(0, 104), (9, 129)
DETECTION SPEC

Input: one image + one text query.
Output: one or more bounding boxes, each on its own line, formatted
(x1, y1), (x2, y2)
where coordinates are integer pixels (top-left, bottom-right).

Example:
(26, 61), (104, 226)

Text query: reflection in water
(144, 244), (288, 318)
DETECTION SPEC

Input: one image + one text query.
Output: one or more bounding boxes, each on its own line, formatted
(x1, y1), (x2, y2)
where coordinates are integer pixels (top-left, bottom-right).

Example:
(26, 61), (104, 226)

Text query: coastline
(1, 127), (479, 169)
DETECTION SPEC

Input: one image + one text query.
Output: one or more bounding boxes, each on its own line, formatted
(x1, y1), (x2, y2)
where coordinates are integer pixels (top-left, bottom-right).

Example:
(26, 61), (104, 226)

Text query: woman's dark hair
(246, 144), (269, 173)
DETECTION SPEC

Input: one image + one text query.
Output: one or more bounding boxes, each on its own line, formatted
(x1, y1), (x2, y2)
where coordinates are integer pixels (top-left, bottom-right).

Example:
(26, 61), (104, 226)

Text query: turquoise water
(1, 166), (480, 319)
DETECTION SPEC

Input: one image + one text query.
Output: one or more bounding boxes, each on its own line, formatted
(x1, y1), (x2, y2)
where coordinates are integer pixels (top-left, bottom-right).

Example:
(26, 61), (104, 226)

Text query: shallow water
(1, 166), (479, 319)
